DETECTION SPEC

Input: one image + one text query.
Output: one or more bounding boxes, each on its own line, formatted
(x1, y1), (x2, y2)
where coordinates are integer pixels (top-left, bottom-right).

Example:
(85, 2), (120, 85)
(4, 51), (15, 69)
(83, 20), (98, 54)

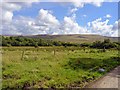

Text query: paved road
(86, 66), (120, 88)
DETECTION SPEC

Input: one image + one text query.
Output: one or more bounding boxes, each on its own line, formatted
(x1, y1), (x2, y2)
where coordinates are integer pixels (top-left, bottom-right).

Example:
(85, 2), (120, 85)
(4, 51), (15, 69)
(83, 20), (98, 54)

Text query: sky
(0, 0), (119, 37)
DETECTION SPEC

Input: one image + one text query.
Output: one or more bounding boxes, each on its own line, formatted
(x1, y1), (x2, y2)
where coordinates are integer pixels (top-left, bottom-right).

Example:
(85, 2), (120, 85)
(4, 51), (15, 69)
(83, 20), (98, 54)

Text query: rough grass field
(27, 34), (119, 43)
(1, 47), (120, 88)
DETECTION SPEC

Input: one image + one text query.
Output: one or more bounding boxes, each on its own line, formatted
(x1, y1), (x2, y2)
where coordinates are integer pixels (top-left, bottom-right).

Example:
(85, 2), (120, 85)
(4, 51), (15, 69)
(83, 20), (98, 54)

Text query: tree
(91, 41), (102, 48)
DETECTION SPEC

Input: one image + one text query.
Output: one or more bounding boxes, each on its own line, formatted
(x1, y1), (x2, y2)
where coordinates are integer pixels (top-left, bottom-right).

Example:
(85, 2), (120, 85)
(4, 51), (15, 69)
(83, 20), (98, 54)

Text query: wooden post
(54, 49), (55, 55)
(103, 46), (106, 52)
(21, 50), (25, 60)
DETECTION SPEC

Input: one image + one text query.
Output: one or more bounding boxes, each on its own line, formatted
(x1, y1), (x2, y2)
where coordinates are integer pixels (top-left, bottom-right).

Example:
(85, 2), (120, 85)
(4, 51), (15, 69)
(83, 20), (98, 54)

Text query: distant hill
(24, 34), (119, 44)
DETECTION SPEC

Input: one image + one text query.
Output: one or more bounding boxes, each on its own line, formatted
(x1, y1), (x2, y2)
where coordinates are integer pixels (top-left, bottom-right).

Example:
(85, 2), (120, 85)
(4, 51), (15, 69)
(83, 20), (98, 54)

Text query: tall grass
(2, 47), (120, 88)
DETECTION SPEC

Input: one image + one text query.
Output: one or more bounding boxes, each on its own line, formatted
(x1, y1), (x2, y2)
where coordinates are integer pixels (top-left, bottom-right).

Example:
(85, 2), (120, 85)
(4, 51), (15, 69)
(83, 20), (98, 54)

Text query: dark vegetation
(67, 57), (120, 72)
(1, 36), (78, 47)
(1, 36), (120, 49)
(90, 39), (119, 49)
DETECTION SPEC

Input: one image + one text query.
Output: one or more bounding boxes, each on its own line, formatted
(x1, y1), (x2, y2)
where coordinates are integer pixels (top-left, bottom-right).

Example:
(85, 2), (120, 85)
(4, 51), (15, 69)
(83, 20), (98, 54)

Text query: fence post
(54, 49), (55, 55)
(103, 46), (106, 52)
(21, 50), (25, 60)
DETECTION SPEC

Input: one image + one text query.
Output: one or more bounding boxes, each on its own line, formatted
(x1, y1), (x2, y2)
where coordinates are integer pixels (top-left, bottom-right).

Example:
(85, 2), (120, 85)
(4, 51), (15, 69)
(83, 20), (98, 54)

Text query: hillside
(25, 34), (119, 44)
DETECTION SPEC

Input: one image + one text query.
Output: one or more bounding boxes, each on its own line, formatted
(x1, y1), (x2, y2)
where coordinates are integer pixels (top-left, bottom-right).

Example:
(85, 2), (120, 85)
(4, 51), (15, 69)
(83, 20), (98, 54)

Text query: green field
(2, 47), (120, 88)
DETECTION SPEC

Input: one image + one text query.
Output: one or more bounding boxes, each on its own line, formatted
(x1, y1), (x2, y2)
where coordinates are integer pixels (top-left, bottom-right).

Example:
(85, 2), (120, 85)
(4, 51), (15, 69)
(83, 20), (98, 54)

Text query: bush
(80, 43), (90, 47)
(90, 39), (119, 49)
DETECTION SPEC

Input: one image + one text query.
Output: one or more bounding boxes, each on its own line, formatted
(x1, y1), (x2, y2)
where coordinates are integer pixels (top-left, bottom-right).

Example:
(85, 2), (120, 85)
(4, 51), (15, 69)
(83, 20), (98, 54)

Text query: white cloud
(1, 2), (21, 23)
(36, 9), (60, 26)
(60, 16), (88, 34)
(83, 15), (87, 18)
(70, 8), (78, 14)
(0, 1), (41, 35)
(51, 0), (104, 8)
(34, 9), (87, 35)
(34, 9), (60, 34)
(2, 11), (13, 22)
(1, 8), (88, 35)
(1, 9), (61, 35)
(1, 2), (40, 23)
(105, 14), (112, 18)
(69, 0), (104, 8)
(2, 16), (35, 35)
(87, 18), (118, 37)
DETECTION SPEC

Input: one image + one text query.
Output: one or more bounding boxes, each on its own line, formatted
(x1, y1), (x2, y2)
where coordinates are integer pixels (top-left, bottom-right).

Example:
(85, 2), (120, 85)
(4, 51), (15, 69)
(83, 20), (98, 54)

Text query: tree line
(0, 36), (78, 47)
(0, 36), (120, 49)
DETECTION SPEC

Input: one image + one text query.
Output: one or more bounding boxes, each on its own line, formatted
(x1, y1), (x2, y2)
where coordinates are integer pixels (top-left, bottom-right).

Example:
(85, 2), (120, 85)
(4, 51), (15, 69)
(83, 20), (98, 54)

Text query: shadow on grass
(65, 57), (120, 72)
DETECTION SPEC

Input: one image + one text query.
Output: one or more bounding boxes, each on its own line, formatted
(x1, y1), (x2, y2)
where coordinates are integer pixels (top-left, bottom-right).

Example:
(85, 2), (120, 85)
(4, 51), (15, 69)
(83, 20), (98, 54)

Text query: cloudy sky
(0, 0), (119, 37)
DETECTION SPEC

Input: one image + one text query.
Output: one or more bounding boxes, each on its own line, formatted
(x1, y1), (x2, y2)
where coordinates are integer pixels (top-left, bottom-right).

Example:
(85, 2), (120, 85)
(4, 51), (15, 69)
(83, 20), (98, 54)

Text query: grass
(1, 46), (120, 88)
(27, 34), (119, 43)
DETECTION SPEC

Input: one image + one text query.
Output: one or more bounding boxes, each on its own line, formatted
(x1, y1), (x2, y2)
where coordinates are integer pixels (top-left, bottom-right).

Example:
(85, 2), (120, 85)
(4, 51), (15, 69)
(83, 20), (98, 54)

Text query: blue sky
(1, 1), (119, 37)
(13, 2), (118, 26)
